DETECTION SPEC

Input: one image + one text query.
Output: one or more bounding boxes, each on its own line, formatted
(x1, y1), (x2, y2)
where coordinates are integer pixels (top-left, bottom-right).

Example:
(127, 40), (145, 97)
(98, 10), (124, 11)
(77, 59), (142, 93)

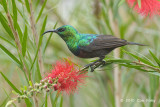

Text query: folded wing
(78, 35), (128, 52)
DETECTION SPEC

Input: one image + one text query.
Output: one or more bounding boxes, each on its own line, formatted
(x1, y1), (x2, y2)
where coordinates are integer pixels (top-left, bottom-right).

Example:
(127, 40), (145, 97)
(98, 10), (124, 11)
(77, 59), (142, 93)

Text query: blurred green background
(0, 0), (160, 107)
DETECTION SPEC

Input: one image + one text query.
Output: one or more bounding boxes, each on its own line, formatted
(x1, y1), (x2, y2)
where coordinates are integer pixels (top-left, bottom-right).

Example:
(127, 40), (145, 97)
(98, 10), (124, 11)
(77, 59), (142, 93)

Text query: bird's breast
(66, 42), (80, 56)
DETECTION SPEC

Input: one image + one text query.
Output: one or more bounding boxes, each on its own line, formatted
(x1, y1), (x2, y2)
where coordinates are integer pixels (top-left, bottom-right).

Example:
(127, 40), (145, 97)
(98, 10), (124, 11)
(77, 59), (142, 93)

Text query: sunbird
(42, 25), (145, 72)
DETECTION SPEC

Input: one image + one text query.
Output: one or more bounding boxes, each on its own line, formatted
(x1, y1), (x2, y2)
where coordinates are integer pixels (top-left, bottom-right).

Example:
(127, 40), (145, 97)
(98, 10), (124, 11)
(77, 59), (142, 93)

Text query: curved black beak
(41, 29), (57, 36)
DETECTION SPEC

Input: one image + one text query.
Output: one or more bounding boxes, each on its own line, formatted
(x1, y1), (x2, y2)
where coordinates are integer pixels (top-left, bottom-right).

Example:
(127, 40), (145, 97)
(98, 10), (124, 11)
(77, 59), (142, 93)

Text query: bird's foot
(101, 60), (106, 66)
(89, 66), (95, 72)
(83, 62), (98, 72)
(86, 60), (106, 72)
(84, 61), (97, 69)
(83, 58), (106, 72)
(92, 61), (105, 69)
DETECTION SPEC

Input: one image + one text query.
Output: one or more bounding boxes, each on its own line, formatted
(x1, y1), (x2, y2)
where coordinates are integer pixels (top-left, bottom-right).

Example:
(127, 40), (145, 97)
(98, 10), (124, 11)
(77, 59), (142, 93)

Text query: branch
(28, 0), (44, 76)
(132, 61), (160, 73)
(6, 7), (30, 81)
(153, 79), (160, 107)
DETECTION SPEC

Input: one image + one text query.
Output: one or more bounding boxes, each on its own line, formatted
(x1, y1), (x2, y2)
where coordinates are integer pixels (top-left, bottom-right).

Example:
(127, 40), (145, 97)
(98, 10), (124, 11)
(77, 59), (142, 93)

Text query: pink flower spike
(127, 0), (160, 17)
(44, 58), (87, 94)
(53, 84), (58, 91)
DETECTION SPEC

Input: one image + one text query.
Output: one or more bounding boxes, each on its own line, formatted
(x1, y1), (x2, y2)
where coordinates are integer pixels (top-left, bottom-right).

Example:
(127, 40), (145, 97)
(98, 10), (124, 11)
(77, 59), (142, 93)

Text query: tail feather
(127, 42), (147, 46)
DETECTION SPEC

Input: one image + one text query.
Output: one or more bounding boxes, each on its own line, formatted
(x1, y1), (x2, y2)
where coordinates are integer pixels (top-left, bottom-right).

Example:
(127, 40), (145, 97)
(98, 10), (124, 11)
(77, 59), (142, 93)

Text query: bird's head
(41, 25), (78, 41)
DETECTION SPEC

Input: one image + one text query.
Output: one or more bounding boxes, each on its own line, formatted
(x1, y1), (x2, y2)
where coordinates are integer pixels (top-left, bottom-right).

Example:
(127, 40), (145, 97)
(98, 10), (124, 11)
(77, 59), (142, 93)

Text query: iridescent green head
(41, 25), (78, 41)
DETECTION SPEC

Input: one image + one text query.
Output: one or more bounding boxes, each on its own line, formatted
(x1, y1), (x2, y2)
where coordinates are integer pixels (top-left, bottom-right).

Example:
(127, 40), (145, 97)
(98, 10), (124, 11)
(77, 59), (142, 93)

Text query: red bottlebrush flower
(127, 0), (160, 17)
(45, 59), (87, 94)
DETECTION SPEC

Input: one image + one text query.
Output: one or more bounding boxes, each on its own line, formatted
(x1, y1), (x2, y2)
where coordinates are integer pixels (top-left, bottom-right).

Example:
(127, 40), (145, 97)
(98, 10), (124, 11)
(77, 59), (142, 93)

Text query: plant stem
(28, 0), (44, 75)
(6, 9), (30, 81)
(27, 0), (42, 106)
(132, 61), (160, 73)
(153, 79), (160, 107)
(112, 18), (122, 107)
(114, 48), (122, 107)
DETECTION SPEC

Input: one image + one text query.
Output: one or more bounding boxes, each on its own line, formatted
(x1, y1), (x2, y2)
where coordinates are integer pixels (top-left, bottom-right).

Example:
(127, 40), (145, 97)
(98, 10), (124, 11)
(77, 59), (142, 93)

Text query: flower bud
(18, 96), (21, 103)
(53, 84), (58, 91)
(46, 88), (50, 92)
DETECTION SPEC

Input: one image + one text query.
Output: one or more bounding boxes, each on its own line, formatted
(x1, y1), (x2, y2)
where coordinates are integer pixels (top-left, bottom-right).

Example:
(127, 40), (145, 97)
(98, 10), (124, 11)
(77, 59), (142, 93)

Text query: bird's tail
(127, 42), (147, 46)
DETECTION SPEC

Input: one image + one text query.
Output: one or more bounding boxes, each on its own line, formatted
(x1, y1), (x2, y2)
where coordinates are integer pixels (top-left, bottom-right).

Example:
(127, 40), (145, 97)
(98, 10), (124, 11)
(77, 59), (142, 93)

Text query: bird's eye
(58, 28), (65, 32)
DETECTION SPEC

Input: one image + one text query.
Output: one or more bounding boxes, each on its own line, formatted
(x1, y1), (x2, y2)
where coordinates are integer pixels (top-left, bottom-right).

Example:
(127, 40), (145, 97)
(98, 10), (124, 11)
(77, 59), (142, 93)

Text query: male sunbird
(42, 25), (145, 72)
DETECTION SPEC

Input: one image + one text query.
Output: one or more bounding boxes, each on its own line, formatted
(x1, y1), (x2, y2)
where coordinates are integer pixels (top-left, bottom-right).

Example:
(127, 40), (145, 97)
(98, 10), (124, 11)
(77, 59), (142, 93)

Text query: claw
(84, 56), (105, 72)
(90, 66), (95, 72)
(101, 60), (106, 66)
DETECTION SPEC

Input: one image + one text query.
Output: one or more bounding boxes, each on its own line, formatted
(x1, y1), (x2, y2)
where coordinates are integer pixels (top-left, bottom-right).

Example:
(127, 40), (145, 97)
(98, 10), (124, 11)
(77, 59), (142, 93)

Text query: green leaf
(0, 72), (22, 94)
(106, 59), (132, 64)
(16, 23), (23, 44)
(120, 64), (142, 69)
(35, 0), (41, 8)
(102, 7), (114, 35)
(24, 0), (31, 13)
(123, 50), (155, 66)
(138, 0), (141, 8)
(45, 94), (48, 107)
(0, 12), (14, 39)
(17, 0), (23, 3)
(149, 50), (160, 67)
(22, 26), (28, 57)
(36, 0), (48, 23)
(17, 7), (29, 25)
(120, 64), (149, 72)
(12, 0), (17, 29)
(118, 0), (125, 6)
(43, 21), (58, 54)
(149, 72), (160, 77)
(0, 90), (9, 107)
(1, 0), (8, 13)
(0, 36), (16, 47)
(0, 44), (22, 67)
(25, 99), (32, 107)
(36, 60), (42, 81)
(29, 81), (32, 87)
(40, 16), (48, 35)
(30, 36), (43, 71)
(50, 93), (59, 107)
(60, 96), (63, 107)
(30, 16), (47, 71)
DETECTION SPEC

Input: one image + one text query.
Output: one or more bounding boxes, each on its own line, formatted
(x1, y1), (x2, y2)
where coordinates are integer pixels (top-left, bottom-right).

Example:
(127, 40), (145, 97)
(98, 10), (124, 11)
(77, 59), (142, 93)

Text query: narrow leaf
(123, 50), (155, 66)
(118, 0), (125, 6)
(0, 44), (22, 67)
(24, 0), (30, 13)
(30, 16), (47, 71)
(43, 21), (58, 53)
(149, 50), (160, 67)
(40, 16), (48, 35)
(0, 72), (22, 94)
(36, 60), (42, 81)
(1, 0), (8, 13)
(35, 0), (41, 8)
(60, 96), (63, 107)
(22, 26), (28, 57)
(45, 94), (48, 107)
(36, 0), (47, 23)
(12, 0), (17, 29)
(0, 12), (14, 39)
(30, 35), (43, 71)
(16, 22), (23, 44)
(0, 36), (16, 47)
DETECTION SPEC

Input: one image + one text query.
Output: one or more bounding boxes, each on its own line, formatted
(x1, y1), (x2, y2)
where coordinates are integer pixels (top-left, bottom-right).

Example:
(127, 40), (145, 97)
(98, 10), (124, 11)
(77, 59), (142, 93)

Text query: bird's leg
(84, 57), (104, 68)
(101, 59), (106, 66)
(84, 56), (105, 72)
(92, 59), (106, 70)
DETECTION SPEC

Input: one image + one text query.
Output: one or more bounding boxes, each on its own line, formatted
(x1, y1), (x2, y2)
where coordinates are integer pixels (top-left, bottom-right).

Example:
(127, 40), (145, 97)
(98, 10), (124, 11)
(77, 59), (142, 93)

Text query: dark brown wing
(79, 35), (128, 52)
